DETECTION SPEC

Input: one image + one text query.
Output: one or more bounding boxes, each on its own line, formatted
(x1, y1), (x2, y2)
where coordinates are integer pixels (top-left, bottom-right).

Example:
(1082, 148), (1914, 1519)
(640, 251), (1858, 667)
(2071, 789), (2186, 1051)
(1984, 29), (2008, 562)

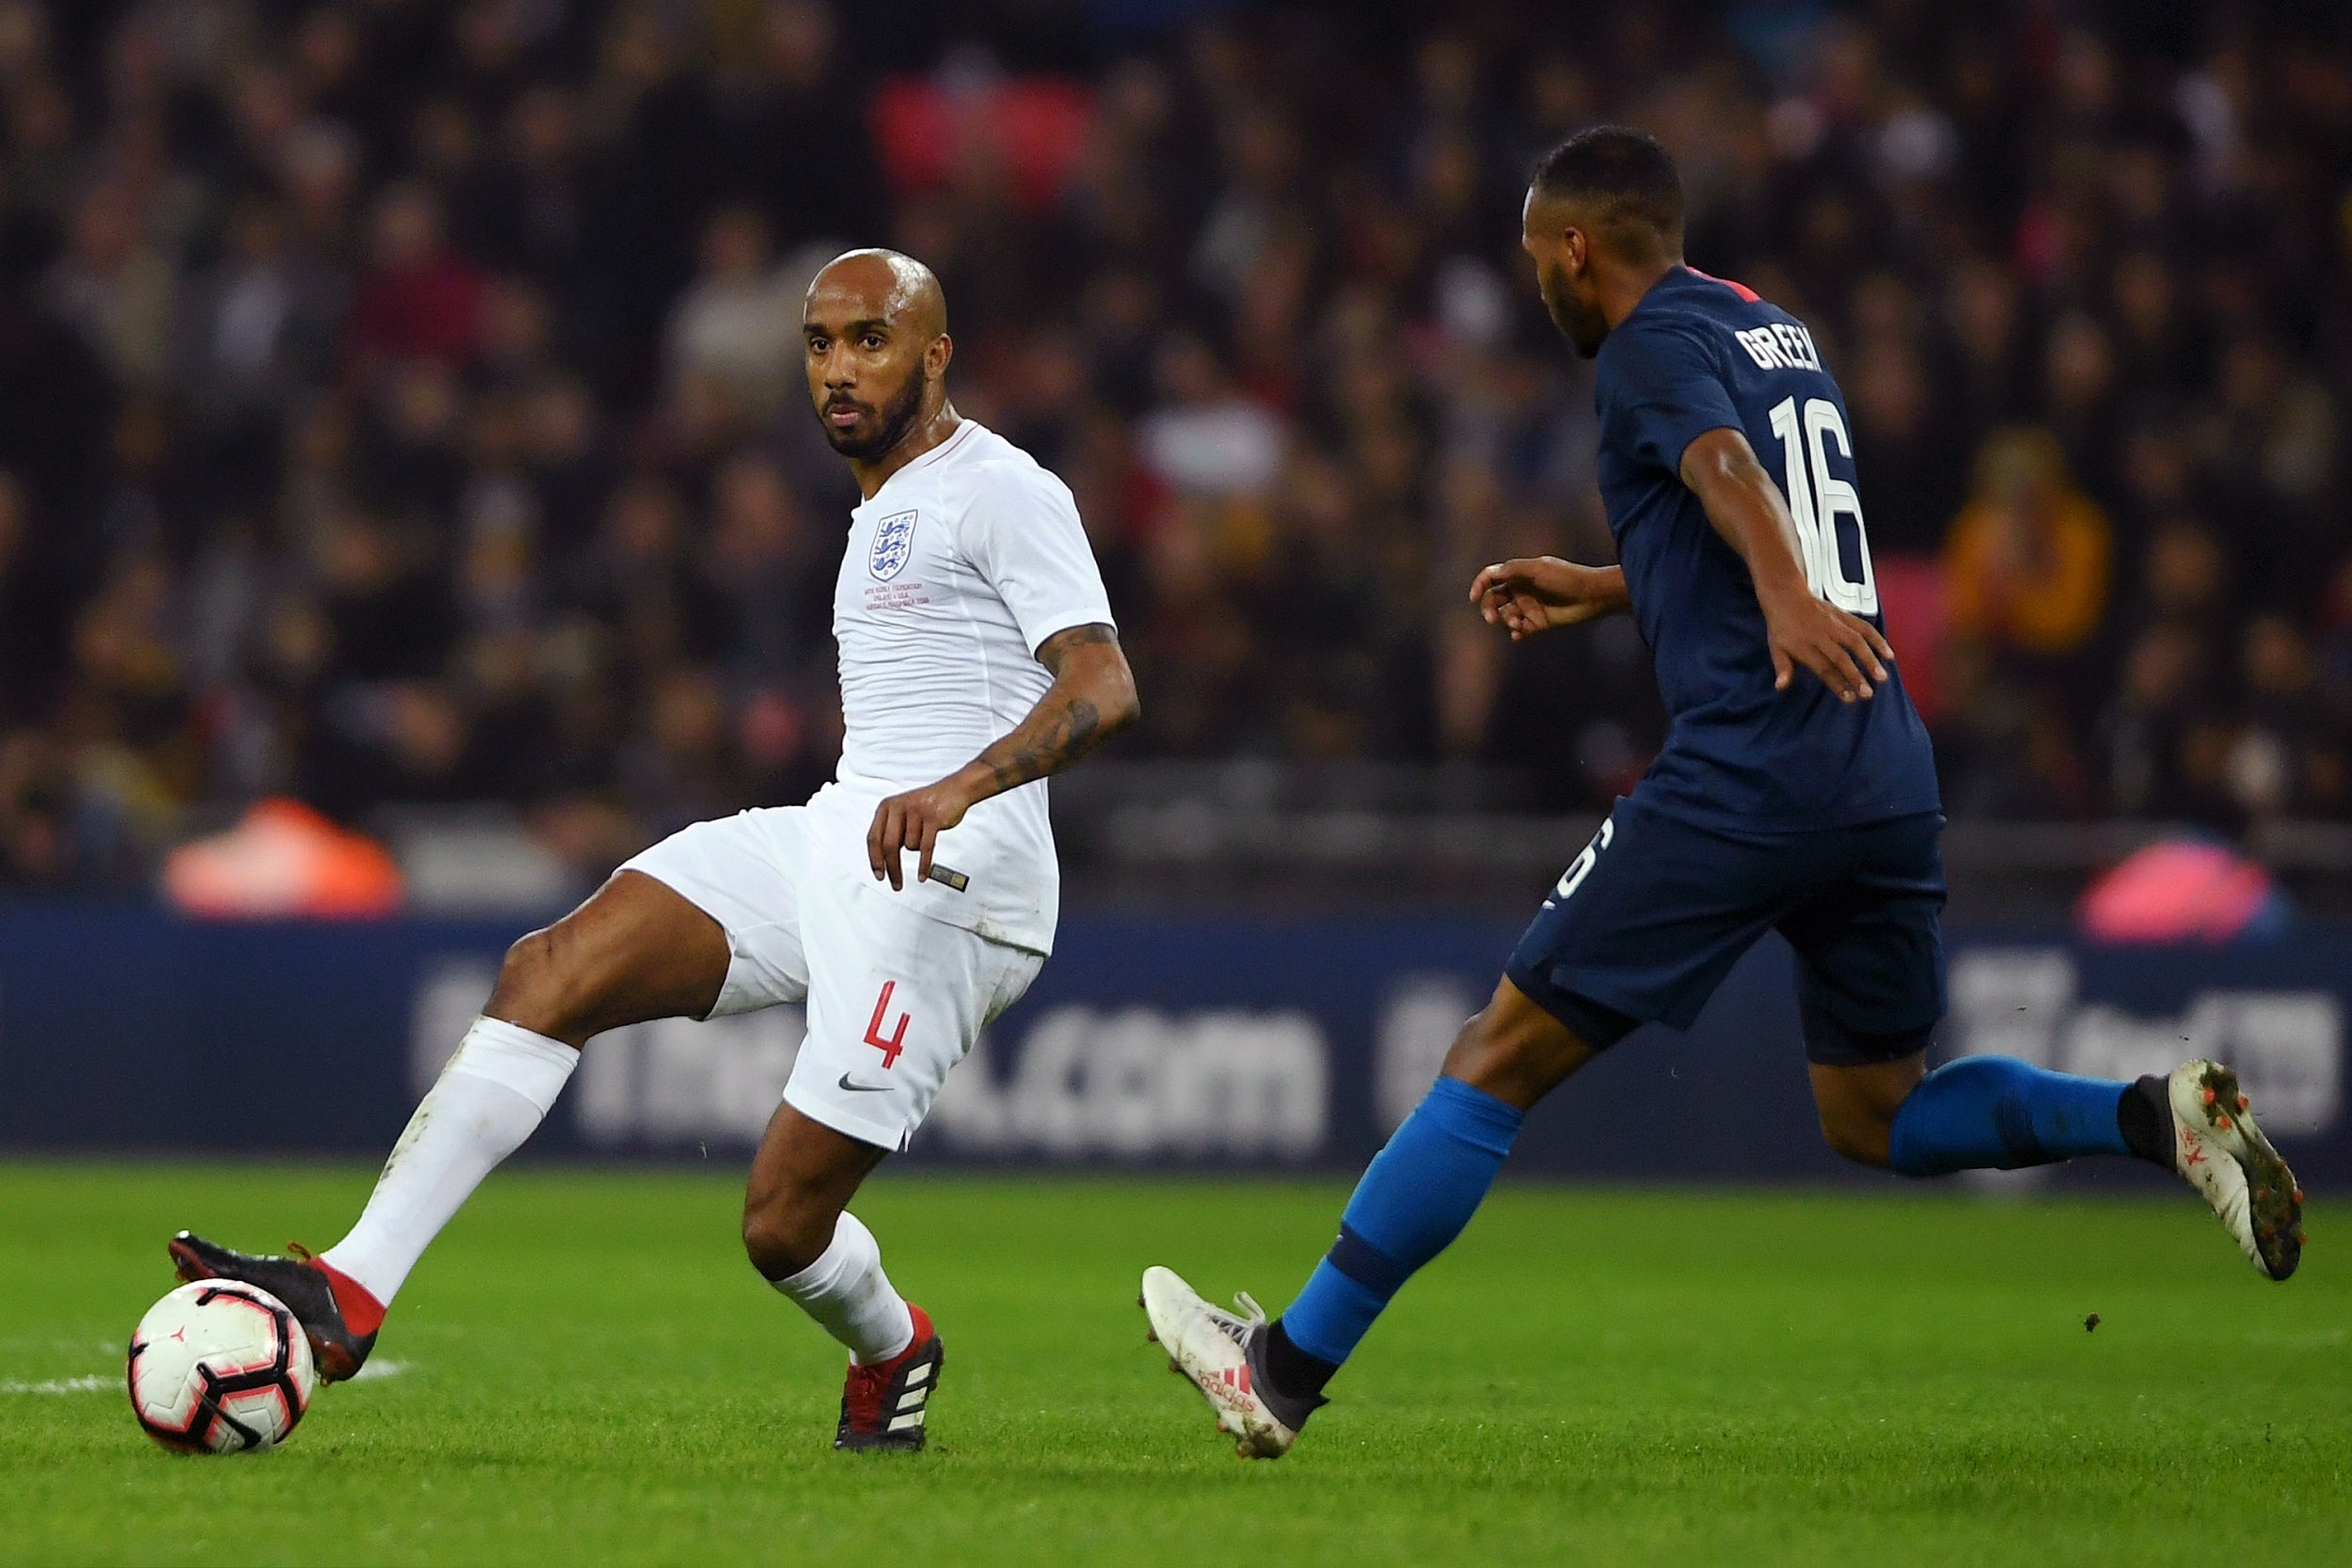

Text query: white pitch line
(0, 1361), (413, 1393)
(0, 1374), (112, 1394)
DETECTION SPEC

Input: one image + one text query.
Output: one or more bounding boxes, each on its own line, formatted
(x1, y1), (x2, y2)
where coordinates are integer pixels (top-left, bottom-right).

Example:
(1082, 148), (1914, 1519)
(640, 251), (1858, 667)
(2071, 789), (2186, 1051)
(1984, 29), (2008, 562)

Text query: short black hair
(1530, 126), (1683, 255)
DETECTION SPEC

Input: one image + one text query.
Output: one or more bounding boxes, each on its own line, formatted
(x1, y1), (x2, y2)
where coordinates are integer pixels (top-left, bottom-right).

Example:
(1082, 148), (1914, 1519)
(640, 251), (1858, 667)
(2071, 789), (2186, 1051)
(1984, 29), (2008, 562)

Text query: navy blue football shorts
(1502, 796), (1947, 1067)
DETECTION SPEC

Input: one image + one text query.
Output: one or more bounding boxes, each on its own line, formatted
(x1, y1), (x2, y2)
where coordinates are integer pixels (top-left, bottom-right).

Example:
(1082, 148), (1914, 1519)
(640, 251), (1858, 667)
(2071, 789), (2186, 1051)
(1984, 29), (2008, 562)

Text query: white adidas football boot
(1138, 1265), (1318, 1459)
(2165, 1059), (2304, 1280)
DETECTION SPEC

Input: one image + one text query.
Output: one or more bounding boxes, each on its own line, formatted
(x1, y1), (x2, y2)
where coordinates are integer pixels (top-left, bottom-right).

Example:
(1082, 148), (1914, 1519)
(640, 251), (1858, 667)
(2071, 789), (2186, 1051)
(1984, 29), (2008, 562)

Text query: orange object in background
(161, 799), (404, 919)
(1941, 428), (2112, 658)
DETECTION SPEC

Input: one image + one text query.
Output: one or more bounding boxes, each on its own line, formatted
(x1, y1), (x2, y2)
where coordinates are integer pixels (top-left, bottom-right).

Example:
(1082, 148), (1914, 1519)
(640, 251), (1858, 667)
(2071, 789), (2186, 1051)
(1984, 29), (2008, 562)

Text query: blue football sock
(1278, 1076), (1522, 1370)
(1887, 1055), (2132, 1177)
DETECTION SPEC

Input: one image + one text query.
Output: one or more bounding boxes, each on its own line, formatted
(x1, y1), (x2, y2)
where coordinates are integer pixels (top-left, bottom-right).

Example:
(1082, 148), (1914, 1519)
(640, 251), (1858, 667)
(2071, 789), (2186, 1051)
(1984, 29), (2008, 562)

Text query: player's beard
(1540, 261), (1611, 358)
(820, 365), (930, 460)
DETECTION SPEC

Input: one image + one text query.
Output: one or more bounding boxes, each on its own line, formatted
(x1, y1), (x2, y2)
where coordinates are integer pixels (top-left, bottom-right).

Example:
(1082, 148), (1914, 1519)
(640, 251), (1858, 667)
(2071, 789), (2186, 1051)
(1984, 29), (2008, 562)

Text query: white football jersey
(802, 420), (1115, 955)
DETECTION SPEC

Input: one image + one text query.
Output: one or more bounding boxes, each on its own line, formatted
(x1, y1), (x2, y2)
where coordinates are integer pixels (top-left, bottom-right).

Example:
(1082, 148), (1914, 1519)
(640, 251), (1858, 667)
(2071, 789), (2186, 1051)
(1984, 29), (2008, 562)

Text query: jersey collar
(863, 419), (983, 509)
(1624, 265), (1705, 325)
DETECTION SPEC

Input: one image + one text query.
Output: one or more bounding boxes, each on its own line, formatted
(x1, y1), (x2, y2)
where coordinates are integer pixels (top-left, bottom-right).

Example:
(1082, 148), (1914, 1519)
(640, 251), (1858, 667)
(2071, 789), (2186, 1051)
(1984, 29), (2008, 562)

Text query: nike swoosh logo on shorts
(837, 1073), (894, 1093)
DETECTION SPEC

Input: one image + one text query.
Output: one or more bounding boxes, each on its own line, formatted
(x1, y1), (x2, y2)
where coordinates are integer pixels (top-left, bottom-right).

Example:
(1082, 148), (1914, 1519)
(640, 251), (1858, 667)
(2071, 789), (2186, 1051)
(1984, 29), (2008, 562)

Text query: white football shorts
(618, 806), (1043, 1150)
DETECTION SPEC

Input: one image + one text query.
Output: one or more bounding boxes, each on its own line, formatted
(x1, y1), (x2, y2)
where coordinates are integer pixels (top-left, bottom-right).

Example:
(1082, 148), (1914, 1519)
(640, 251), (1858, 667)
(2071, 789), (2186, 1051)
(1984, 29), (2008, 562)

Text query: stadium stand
(1, 0), (2348, 902)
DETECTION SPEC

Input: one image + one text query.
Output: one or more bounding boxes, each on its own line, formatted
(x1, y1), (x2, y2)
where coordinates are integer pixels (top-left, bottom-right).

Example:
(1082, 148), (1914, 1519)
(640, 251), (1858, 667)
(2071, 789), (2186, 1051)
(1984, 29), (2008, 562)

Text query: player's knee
(487, 925), (593, 1043)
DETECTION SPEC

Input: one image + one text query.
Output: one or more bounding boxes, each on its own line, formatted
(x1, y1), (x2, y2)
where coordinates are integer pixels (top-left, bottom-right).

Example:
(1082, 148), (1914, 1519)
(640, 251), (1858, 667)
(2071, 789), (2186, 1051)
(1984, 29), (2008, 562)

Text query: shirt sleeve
(961, 461), (1118, 656)
(1601, 319), (1744, 474)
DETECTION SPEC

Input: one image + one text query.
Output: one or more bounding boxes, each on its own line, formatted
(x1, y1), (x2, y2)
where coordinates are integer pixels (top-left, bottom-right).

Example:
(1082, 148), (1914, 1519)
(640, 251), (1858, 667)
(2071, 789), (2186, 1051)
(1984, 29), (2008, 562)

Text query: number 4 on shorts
(864, 981), (910, 1069)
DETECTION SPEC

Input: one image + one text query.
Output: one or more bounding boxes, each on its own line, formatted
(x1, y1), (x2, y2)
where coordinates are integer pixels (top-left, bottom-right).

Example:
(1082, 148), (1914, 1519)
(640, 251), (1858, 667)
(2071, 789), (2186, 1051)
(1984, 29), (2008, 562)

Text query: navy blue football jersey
(1592, 265), (1940, 831)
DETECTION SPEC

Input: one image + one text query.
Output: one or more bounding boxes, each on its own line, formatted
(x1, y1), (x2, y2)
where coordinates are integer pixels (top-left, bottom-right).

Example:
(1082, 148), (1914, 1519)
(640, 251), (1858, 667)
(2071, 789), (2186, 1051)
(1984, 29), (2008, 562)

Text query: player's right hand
(1470, 558), (1627, 640)
(1759, 585), (1892, 703)
(867, 776), (976, 890)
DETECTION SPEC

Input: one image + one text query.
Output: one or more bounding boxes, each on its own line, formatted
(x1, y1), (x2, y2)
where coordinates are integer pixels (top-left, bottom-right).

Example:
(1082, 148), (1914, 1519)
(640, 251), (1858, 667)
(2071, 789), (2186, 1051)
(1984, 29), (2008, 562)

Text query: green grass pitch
(4, 1163), (2348, 1566)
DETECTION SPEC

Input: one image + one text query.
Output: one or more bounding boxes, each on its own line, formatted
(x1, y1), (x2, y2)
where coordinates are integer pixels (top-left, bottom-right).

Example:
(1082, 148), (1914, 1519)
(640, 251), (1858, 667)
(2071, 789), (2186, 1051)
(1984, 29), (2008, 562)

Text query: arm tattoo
(981, 695), (1103, 795)
(970, 623), (1128, 794)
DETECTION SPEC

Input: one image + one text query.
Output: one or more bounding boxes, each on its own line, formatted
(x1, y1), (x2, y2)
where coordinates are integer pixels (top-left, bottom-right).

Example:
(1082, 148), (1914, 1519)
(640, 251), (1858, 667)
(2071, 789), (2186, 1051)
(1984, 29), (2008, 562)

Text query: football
(126, 1280), (317, 1453)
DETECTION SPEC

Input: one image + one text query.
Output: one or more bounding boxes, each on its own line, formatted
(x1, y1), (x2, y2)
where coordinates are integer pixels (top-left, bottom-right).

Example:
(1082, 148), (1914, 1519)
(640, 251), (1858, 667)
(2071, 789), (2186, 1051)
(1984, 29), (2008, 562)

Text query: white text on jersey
(1733, 322), (1821, 372)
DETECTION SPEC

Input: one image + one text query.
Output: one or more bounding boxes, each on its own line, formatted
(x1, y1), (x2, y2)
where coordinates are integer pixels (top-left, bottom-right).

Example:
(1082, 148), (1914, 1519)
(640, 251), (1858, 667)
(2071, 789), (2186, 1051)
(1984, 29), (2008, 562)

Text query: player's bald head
(805, 248), (947, 339)
(803, 248), (954, 464)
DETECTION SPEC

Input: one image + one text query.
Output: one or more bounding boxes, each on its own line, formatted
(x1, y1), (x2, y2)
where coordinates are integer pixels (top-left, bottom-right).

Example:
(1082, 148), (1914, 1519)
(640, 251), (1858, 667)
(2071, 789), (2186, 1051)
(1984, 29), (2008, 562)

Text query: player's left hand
(867, 778), (975, 890)
(1469, 557), (1626, 639)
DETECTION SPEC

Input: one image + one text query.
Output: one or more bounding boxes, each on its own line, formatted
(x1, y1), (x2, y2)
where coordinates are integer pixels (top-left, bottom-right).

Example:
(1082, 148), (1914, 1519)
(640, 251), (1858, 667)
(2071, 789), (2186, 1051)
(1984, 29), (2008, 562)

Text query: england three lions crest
(868, 510), (919, 580)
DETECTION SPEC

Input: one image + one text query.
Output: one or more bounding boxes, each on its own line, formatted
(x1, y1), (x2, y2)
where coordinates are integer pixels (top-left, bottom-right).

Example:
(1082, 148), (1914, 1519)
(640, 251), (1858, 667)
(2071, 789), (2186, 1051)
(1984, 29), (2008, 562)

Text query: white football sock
(321, 1017), (578, 1307)
(770, 1212), (915, 1365)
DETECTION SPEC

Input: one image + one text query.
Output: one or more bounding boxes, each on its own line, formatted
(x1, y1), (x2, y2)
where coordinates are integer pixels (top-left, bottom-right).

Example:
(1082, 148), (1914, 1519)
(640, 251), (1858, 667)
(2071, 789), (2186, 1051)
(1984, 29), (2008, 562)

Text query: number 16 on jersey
(1767, 395), (1878, 616)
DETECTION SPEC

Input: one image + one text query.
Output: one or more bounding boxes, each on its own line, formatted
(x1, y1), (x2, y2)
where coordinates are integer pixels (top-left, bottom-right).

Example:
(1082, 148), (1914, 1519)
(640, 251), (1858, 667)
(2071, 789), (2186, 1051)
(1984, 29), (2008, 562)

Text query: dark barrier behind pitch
(0, 904), (2342, 1188)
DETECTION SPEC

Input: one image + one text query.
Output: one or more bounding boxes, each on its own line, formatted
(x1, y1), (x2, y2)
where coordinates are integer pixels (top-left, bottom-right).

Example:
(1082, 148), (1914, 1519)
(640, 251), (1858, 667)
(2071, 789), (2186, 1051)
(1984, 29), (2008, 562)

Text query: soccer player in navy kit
(1141, 127), (2306, 1459)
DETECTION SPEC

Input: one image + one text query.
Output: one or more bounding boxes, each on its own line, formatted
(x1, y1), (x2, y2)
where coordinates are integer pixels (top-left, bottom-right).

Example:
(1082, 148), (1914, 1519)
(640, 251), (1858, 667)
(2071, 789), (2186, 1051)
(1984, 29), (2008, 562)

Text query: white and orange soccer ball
(126, 1279), (316, 1453)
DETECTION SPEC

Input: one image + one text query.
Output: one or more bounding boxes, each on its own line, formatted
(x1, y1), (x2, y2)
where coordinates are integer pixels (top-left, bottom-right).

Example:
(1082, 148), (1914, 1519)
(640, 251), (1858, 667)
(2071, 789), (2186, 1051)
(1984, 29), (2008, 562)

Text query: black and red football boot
(168, 1232), (380, 1383)
(834, 1304), (943, 1452)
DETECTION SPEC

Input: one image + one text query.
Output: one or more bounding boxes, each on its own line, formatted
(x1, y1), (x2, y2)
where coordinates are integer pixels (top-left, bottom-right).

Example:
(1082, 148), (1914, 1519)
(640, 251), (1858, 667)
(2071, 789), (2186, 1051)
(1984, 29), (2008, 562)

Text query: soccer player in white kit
(168, 250), (1139, 1451)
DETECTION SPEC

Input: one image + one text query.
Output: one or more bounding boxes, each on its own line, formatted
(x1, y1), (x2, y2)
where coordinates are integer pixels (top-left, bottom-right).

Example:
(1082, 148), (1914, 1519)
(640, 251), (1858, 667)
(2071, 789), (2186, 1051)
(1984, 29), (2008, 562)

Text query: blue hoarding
(1, 904), (2344, 1187)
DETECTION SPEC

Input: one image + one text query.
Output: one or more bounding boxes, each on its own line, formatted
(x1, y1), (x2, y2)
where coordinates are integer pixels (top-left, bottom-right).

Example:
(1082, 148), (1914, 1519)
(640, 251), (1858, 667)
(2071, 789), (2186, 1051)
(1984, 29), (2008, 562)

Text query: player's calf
(167, 1013), (582, 1386)
(1883, 1054), (2150, 1175)
(742, 1101), (935, 1443)
(741, 1203), (837, 1282)
(1808, 1054), (1925, 1167)
(1141, 1064), (1532, 1459)
(1439, 976), (1598, 1109)
(741, 1101), (888, 1276)
(740, 1145), (862, 1279)
(1873, 1051), (2307, 1278)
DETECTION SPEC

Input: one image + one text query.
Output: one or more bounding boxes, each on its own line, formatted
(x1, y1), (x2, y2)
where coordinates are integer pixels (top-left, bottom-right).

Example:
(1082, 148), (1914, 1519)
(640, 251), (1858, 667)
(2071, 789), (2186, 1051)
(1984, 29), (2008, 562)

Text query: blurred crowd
(3, 0), (2352, 894)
